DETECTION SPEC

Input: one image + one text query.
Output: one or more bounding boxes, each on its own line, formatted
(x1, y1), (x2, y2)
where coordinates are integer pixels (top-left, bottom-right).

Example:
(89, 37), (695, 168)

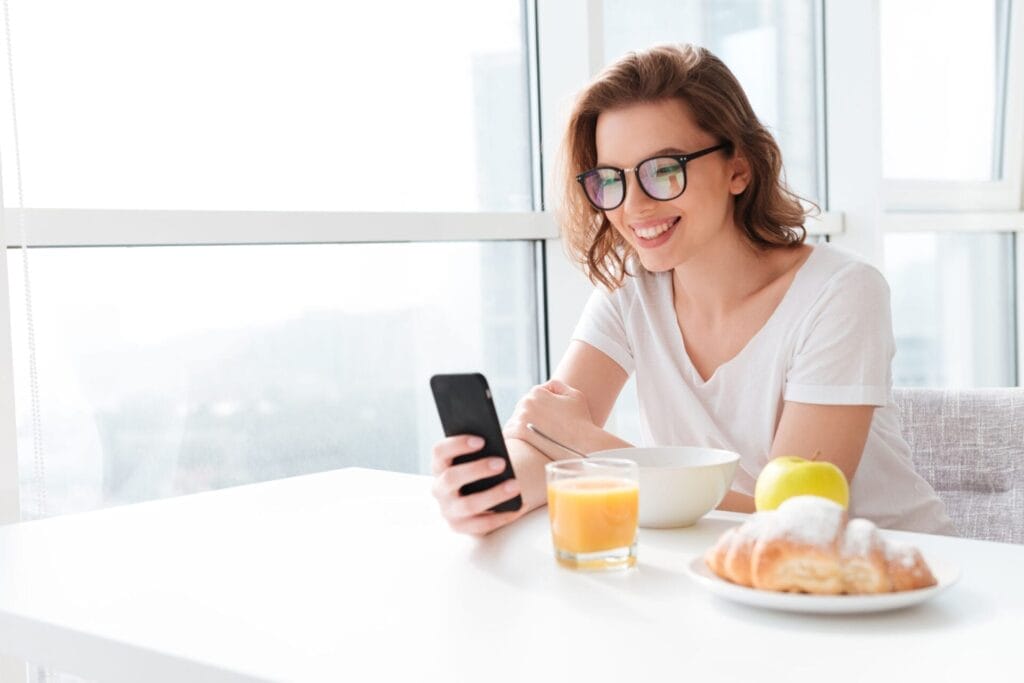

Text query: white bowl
(590, 446), (740, 528)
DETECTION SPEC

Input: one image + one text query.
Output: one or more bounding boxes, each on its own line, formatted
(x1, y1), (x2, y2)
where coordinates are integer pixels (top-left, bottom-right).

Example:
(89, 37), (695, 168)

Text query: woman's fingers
(542, 378), (582, 398)
(431, 435), (485, 475)
(445, 478), (521, 519)
(432, 430), (528, 536)
(542, 378), (568, 394)
(432, 469), (522, 534)
(430, 434), (525, 537)
(434, 457), (509, 499)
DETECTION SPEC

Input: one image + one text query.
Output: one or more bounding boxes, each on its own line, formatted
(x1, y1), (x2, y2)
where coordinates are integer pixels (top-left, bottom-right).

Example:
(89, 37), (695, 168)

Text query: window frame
(872, 0), (1024, 385)
(0, 209), (560, 246)
(881, 0), (1024, 212)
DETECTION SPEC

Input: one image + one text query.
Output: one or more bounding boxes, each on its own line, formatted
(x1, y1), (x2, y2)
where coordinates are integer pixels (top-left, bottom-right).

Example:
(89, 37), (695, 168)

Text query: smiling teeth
(634, 218), (677, 239)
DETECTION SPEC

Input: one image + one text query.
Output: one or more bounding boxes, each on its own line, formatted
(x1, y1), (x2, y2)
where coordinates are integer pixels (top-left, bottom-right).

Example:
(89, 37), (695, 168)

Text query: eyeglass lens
(583, 157), (686, 209)
(639, 158), (685, 199)
(582, 169), (624, 210)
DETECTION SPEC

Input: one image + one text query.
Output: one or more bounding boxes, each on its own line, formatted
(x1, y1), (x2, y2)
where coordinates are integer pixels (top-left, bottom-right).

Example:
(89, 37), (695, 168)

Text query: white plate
(684, 554), (960, 614)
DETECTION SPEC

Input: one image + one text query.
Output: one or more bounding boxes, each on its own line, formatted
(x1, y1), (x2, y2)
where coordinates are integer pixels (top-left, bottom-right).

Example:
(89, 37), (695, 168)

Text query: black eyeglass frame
(575, 142), (731, 211)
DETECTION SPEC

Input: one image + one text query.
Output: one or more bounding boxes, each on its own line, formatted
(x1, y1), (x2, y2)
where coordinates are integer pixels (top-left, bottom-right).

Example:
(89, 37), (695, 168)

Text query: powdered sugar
(763, 495), (846, 545)
(883, 540), (919, 568)
(842, 518), (879, 557)
(735, 512), (773, 539)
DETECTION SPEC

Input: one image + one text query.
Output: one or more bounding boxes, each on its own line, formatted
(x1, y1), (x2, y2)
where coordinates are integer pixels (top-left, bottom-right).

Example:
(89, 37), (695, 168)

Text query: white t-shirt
(572, 244), (955, 534)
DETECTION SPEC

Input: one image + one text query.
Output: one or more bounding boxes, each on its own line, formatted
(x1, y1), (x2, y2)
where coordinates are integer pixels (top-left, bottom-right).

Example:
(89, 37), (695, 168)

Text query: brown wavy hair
(557, 44), (812, 290)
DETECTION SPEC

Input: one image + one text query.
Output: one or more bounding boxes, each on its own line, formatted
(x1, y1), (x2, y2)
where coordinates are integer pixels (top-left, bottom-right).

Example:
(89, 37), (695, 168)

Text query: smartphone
(429, 373), (522, 512)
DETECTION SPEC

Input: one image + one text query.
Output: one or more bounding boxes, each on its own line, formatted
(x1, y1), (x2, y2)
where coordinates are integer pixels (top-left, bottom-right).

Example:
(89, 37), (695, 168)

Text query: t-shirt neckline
(666, 244), (821, 387)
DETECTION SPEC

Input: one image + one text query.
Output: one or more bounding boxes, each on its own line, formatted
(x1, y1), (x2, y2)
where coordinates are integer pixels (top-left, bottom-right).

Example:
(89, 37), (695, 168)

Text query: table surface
(0, 467), (1022, 682)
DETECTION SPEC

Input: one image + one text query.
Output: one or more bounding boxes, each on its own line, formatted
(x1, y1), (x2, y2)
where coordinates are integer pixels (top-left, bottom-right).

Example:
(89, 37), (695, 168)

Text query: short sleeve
(571, 286), (635, 374)
(784, 263), (894, 407)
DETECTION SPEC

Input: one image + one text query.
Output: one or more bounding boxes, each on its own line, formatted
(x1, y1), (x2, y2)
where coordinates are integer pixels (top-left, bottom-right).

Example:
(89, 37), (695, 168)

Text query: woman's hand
(430, 435), (526, 536)
(503, 379), (599, 458)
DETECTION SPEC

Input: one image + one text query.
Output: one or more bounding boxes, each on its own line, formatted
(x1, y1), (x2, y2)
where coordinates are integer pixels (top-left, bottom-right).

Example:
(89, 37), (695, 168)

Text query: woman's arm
(430, 341), (631, 535)
(499, 340), (632, 513)
(503, 340), (631, 459)
(717, 401), (875, 513)
(502, 341), (634, 514)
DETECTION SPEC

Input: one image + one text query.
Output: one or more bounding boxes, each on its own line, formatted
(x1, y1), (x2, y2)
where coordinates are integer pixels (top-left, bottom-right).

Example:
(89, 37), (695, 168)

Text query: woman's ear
(728, 151), (752, 195)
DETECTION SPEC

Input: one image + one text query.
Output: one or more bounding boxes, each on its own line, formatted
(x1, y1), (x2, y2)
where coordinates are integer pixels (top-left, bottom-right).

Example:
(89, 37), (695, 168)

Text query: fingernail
(468, 436), (484, 449)
(489, 458), (504, 471)
(503, 480), (518, 493)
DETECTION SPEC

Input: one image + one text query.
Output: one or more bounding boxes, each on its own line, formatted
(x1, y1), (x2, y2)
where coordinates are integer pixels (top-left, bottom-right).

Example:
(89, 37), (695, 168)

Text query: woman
(431, 44), (954, 537)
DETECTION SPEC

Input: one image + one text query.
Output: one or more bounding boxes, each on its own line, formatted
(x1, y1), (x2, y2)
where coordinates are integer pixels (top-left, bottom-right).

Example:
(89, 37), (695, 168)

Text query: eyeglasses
(575, 143), (730, 211)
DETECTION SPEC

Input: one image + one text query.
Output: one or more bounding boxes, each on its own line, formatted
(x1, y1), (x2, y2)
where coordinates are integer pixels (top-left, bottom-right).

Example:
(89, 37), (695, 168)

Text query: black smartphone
(429, 373), (522, 512)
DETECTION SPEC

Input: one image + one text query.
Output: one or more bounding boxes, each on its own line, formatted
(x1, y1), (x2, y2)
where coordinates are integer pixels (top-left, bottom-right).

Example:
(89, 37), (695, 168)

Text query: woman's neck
(671, 225), (801, 322)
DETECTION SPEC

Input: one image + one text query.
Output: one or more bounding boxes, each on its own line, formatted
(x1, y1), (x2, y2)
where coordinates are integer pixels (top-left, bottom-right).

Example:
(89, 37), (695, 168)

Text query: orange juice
(547, 477), (639, 555)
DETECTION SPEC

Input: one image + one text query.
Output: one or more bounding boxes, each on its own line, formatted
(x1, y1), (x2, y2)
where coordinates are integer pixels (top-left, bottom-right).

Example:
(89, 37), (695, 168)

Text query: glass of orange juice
(546, 458), (639, 570)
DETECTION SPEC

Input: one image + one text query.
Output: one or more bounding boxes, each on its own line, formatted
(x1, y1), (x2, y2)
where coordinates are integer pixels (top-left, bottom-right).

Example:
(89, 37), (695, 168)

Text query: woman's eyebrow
(649, 146), (687, 156)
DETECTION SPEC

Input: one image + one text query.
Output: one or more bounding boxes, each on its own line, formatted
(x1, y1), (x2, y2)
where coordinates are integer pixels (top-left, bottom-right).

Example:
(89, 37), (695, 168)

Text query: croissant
(704, 496), (937, 594)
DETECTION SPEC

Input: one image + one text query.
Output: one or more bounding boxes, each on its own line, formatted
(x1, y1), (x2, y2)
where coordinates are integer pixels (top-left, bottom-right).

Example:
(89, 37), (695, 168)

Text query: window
(0, 0), (532, 212)
(2, 0), (543, 523)
(9, 242), (540, 515)
(879, 0), (1023, 386)
(881, 0), (1008, 182)
(886, 232), (1017, 386)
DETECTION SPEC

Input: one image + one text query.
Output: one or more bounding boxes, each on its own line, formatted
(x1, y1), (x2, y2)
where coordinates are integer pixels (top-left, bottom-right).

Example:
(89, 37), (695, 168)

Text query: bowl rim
(588, 445), (740, 470)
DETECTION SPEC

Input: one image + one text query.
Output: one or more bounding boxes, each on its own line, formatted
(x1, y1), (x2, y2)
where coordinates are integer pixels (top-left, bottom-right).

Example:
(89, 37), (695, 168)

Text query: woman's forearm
(578, 423), (635, 454)
(507, 425), (635, 513)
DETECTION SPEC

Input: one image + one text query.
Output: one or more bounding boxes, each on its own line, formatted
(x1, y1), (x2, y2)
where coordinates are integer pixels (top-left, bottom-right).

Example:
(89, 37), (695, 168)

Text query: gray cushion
(893, 387), (1024, 544)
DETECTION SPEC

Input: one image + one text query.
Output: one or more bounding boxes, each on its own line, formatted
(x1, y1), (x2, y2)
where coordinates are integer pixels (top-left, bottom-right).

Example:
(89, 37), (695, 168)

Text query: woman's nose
(620, 171), (655, 213)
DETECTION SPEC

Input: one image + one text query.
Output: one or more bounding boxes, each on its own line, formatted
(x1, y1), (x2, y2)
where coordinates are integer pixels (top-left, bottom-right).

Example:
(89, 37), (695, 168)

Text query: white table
(0, 467), (1022, 682)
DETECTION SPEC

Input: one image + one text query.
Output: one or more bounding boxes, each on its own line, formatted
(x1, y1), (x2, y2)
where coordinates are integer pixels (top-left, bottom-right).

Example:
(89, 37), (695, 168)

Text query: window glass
(601, 0), (821, 203)
(0, 0), (531, 211)
(9, 242), (540, 515)
(886, 232), (1016, 386)
(880, 0), (1008, 181)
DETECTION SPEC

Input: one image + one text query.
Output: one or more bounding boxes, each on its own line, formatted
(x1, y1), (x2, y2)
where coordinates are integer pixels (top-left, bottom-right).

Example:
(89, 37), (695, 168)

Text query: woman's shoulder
(801, 244), (890, 297)
(775, 244), (894, 340)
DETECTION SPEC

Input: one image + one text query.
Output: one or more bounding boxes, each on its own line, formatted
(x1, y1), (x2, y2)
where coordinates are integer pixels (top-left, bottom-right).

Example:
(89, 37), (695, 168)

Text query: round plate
(683, 554), (960, 614)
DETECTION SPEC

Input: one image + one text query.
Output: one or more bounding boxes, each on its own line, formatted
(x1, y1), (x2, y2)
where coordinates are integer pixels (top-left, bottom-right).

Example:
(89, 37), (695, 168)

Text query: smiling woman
(429, 44), (955, 538)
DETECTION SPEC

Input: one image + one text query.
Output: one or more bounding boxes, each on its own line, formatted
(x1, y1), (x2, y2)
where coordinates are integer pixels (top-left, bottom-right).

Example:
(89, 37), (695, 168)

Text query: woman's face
(593, 98), (748, 272)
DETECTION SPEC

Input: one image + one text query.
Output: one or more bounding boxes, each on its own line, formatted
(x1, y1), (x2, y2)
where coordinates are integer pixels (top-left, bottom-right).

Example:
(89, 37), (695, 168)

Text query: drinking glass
(545, 458), (639, 570)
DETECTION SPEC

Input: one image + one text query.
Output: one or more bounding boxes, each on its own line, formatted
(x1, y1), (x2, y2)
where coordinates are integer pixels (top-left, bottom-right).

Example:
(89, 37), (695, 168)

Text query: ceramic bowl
(589, 446), (740, 528)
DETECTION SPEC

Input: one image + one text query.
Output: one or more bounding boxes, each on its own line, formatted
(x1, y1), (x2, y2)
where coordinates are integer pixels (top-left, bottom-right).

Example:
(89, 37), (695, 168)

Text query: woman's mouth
(631, 217), (680, 248)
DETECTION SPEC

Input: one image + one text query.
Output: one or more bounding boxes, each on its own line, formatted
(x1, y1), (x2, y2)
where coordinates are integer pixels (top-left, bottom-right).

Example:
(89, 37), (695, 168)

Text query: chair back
(893, 387), (1024, 544)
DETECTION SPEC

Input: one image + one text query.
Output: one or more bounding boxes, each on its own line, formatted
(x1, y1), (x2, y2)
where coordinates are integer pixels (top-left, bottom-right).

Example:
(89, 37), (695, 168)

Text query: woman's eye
(655, 164), (681, 177)
(600, 176), (619, 188)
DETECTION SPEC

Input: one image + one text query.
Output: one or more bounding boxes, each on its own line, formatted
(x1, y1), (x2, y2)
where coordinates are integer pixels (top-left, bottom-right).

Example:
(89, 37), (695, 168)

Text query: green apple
(754, 455), (849, 511)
